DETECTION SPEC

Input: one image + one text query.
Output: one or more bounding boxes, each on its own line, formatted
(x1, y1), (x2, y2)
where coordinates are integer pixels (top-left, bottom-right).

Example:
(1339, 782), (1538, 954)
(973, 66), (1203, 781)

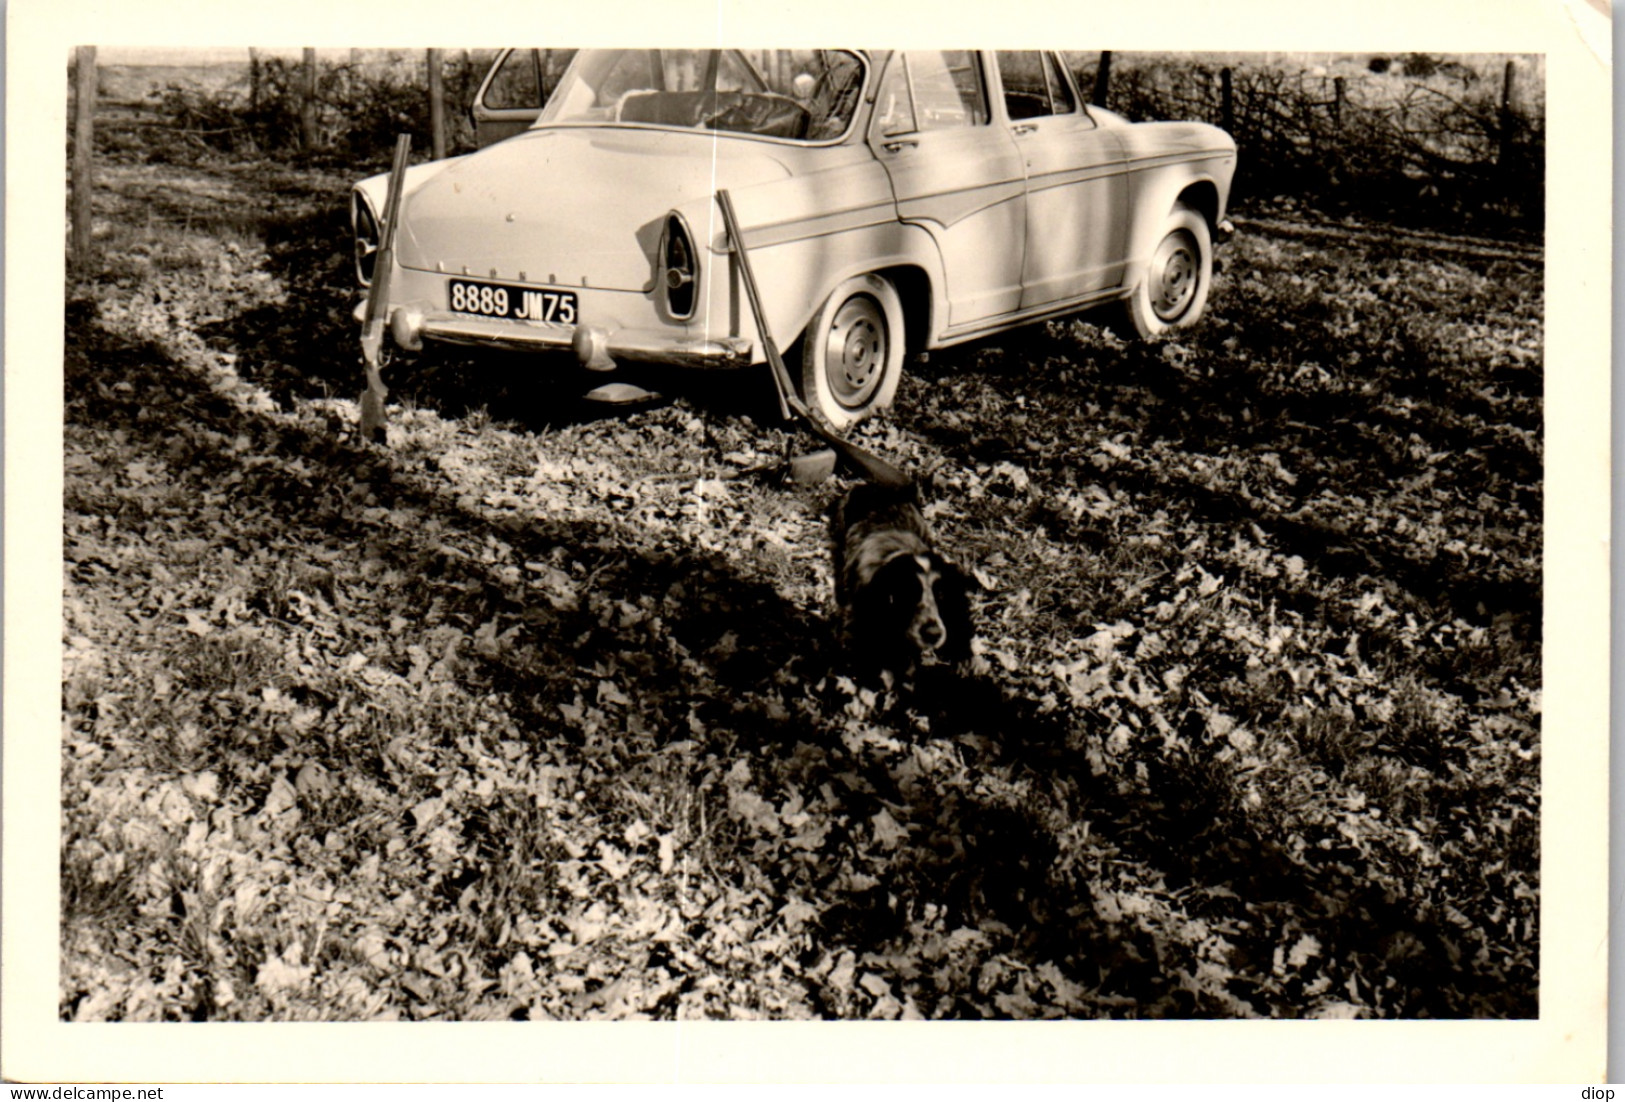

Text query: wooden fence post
(428, 48), (446, 160)
(71, 46), (98, 269)
(1092, 50), (1112, 107)
(1220, 66), (1234, 133)
(1498, 59), (1517, 166)
(1333, 75), (1345, 129)
(300, 47), (319, 150)
(249, 47), (261, 116)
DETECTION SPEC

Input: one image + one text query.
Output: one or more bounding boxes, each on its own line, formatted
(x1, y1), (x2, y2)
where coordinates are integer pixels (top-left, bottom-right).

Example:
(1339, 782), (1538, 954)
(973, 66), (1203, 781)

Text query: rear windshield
(537, 49), (867, 142)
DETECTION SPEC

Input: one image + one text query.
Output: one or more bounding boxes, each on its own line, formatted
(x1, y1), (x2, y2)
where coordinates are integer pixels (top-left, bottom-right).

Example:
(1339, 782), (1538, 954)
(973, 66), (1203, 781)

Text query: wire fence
(1076, 52), (1544, 237)
(87, 49), (501, 167)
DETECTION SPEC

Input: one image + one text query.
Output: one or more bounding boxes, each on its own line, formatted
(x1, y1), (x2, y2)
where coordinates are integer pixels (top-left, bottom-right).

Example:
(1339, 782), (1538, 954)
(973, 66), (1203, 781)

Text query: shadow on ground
(63, 193), (1539, 1018)
(196, 200), (788, 436)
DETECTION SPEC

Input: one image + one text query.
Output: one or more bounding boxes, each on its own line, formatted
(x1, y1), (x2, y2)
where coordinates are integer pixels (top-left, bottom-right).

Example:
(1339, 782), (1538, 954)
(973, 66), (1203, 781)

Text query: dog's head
(861, 550), (971, 666)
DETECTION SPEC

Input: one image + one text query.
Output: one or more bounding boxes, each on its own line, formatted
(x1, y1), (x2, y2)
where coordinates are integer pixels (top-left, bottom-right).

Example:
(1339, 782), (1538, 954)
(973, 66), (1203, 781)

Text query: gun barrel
(361, 134), (413, 365)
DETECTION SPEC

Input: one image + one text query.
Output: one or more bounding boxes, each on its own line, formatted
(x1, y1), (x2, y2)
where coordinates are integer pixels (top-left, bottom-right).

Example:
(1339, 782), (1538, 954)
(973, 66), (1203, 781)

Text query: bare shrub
(1082, 53), (1543, 237)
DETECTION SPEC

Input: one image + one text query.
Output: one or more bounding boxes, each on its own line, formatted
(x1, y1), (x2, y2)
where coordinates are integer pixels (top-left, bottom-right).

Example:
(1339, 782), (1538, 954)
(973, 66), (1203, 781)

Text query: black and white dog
(833, 482), (972, 681)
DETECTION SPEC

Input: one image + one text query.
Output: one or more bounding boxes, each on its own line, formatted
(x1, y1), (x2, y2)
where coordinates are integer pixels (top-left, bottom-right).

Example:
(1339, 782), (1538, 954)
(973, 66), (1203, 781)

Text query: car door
(867, 50), (1027, 328)
(472, 48), (576, 148)
(993, 50), (1128, 308)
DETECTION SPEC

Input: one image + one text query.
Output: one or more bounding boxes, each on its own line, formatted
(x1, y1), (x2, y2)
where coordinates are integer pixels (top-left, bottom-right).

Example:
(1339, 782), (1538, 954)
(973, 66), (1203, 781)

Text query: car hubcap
(822, 294), (886, 408)
(1150, 230), (1199, 322)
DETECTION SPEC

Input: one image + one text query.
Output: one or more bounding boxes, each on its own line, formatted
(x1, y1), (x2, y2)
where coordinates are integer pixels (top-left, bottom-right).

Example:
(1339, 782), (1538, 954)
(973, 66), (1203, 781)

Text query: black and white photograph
(3, 0), (1611, 1085)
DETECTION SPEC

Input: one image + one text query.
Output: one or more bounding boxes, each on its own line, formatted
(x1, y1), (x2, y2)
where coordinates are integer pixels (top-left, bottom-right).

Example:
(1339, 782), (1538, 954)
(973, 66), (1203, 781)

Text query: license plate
(448, 278), (578, 325)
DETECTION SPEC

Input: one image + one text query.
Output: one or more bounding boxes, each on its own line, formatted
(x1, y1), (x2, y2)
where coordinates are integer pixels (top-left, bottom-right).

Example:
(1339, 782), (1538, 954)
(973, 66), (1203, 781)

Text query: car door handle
(1011, 122), (1037, 136)
(882, 138), (919, 153)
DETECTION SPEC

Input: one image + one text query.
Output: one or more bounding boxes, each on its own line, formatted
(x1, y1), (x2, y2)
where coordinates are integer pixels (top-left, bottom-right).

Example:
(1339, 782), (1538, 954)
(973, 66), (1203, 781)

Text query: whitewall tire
(798, 273), (906, 429)
(1123, 203), (1213, 338)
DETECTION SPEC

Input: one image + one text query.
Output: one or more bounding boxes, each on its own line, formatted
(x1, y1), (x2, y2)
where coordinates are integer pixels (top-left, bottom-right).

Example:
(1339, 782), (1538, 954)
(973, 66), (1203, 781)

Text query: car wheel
(799, 273), (905, 430)
(1123, 203), (1212, 338)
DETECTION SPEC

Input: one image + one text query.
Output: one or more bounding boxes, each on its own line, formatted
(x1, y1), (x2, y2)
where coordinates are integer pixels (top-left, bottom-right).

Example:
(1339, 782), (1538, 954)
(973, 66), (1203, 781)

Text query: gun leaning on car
(359, 134), (412, 444)
(715, 189), (910, 490)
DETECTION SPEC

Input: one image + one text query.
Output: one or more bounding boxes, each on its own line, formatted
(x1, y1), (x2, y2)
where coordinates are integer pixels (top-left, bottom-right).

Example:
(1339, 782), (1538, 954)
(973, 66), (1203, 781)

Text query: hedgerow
(1077, 51), (1543, 236)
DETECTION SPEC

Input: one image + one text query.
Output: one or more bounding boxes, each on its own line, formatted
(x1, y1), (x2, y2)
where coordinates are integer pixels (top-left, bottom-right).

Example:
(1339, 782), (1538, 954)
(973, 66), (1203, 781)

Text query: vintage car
(353, 49), (1237, 427)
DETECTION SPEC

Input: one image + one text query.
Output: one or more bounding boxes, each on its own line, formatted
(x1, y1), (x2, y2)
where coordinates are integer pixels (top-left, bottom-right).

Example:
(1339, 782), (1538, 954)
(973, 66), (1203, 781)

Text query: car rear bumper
(352, 300), (754, 370)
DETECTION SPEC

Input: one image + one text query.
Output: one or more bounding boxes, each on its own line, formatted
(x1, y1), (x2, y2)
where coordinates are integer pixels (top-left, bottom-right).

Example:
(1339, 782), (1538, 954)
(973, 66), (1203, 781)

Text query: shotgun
(358, 134), (412, 443)
(715, 189), (910, 489)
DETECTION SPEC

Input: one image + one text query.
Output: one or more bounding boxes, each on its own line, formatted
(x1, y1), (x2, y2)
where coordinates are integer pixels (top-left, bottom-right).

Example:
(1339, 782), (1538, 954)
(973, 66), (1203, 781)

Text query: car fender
(352, 156), (470, 223)
(1114, 124), (1236, 293)
(671, 182), (948, 362)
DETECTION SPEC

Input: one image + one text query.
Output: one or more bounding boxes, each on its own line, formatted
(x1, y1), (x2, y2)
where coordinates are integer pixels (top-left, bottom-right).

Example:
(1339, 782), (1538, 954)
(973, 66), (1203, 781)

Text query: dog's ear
(933, 557), (974, 663)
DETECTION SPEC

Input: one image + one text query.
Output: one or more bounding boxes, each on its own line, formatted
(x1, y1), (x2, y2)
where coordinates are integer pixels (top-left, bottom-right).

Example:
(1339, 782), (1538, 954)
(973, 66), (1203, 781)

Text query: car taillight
(661, 213), (697, 320)
(353, 191), (380, 286)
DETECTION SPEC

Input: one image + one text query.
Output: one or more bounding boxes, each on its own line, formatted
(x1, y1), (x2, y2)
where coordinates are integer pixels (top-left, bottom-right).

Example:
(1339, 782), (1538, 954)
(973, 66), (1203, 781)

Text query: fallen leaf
(411, 796), (445, 830)
(871, 808), (908, 850)
(1288, 934), (1322, 969)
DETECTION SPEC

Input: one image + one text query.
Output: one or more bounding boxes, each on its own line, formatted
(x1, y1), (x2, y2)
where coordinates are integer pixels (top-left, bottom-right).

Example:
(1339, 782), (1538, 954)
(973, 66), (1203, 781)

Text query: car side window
(874, 55), (917, 136)
(906, 50), (988, 130)
(1044, 51), (1077, 114)
(996, 50), (1078, 120)
(877, 51), (989, 137)
(483, 50), (542, 111)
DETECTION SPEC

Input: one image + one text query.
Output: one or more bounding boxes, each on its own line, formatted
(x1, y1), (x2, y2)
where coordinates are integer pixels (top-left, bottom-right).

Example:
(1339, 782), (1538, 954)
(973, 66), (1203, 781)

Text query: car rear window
(539, 49), (866, 142)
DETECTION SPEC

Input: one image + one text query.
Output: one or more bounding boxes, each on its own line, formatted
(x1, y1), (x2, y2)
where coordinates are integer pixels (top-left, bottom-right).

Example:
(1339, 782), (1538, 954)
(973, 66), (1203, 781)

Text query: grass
(58, 154), (1540, 1021)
